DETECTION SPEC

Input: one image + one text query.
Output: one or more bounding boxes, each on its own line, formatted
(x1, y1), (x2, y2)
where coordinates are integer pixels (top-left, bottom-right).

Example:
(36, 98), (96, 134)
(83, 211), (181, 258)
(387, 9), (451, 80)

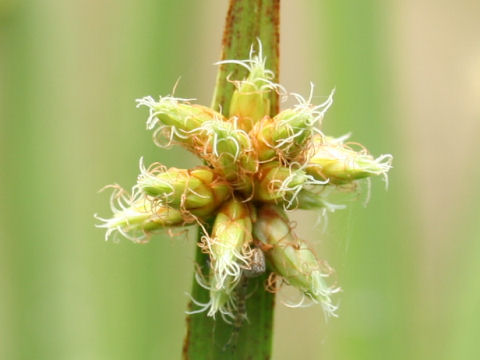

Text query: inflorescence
(95, 43), (392, 322)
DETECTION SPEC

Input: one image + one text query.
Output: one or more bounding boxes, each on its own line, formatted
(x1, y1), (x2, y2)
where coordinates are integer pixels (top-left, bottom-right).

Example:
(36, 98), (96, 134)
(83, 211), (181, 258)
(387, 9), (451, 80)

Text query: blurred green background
(1, 0), (479, 359)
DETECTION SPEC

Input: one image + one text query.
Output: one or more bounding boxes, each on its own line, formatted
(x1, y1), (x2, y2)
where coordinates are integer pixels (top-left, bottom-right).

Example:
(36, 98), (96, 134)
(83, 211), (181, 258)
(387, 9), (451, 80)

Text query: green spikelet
(95, 187), (190, 243)
(193, 120), (257, 193)
(205, 198), (253, 318)
(224, 43), (281, 132)
(137, 163), (231, 216)
(254, 162), (308, 205)
(252, 89), (334, 162)
(253, 204), (339, 317)
(136, 96), (224, 149)
(305, 134), (393, 185)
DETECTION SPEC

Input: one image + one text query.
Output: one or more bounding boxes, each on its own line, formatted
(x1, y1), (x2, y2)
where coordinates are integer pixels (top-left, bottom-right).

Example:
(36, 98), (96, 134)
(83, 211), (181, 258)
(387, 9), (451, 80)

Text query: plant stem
(182, 1), (280, 359)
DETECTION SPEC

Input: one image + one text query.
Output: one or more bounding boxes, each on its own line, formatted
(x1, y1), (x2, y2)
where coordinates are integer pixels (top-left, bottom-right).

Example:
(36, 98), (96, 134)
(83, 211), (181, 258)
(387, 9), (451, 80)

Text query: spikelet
(95, 186), (191, 243)
(137, 161), (231, 216)
(251, 87), (334, 162)
(254, 162), (307, 203)
(136, 95), (224, 149)
(305, 134), (393, 185)
(220, 41), (285, 132)
(253, 205), (339, 317)
(192, 120), (258, 193)
(202, 199), (253, 318)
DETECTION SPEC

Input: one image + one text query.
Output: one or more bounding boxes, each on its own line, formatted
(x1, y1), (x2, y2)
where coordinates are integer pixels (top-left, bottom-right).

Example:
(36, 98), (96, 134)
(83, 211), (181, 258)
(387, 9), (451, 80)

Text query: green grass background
(1, 0), (479, 359)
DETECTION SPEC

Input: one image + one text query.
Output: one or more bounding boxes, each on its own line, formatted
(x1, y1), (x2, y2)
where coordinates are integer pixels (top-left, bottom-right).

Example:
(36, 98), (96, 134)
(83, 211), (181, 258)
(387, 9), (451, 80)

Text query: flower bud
(305, 134), (393, 185)
(254, 162), (308, 205)
(95, 187), (190, 243)
(137, 163), (231, 215)
(136, 96), (224, 148)
(206, 199), (253, 317)
(229, 83), (270, 132)
(218, 42), (283, 132)
(193, 120), (257, 193)
(252, 89), (334, 162)
(253, 205), (339, 317)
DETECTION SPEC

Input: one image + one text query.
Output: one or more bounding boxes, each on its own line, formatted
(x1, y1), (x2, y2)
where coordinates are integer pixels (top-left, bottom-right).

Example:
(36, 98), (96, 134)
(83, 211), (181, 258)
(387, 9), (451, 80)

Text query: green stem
(183, 1), (279, 359)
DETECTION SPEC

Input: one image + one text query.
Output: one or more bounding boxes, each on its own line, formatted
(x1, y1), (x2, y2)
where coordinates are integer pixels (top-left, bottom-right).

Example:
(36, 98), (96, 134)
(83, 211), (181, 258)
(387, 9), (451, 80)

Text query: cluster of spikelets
(96, 45), (392, 321)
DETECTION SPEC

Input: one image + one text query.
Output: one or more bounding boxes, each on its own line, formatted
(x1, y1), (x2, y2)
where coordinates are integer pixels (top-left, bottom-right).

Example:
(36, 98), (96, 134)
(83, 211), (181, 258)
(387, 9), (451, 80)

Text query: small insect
(243, 247), (266, 278)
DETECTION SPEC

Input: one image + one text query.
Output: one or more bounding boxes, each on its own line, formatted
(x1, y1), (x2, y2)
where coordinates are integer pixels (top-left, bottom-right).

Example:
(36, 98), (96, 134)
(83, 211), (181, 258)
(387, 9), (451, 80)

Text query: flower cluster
(96, 45), (392, 321)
